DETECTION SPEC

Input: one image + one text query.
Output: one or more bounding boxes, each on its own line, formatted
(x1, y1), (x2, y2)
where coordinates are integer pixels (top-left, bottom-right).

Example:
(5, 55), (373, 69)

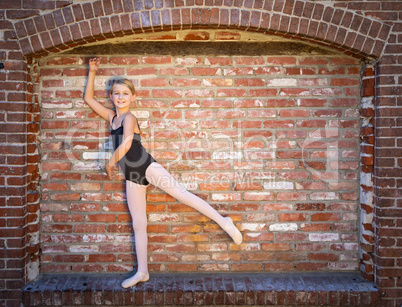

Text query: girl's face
(110, 84), (136, 108)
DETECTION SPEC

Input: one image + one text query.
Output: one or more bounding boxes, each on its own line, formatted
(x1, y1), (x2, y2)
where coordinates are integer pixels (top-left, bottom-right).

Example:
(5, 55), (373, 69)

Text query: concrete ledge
(23, 272), (379, 306)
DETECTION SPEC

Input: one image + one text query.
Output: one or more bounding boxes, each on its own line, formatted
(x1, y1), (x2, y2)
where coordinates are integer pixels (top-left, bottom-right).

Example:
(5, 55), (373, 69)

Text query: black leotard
(110, 115), (156, 186)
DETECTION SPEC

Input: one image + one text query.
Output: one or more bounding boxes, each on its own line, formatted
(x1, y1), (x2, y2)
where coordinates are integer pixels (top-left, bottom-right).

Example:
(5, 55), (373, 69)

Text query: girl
(84, 58), (242, 288)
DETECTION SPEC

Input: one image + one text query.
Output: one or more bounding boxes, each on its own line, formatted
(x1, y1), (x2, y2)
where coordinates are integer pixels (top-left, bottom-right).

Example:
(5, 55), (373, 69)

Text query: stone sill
(23, 272), (379, 306)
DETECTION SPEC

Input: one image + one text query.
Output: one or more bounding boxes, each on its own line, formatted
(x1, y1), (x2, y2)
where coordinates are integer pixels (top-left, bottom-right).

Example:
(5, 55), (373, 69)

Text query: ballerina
(84, 58), (242, 288)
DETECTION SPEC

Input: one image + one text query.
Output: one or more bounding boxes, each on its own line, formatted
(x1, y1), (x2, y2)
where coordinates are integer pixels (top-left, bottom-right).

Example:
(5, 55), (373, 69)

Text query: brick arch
(13, 0), (391, 59)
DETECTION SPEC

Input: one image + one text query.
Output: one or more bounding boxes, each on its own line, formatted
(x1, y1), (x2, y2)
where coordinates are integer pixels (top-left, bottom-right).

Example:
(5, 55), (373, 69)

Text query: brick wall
(0, 0), (401, 306)
(38, 44), (362, 274)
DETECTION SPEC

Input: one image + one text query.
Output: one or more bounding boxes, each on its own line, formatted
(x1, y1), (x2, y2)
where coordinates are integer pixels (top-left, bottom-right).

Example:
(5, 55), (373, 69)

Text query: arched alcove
(33, 28), (372, 278)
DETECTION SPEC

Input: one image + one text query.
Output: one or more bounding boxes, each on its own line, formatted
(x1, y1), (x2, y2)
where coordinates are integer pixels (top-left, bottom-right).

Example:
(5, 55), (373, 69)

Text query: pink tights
(121, 162), (242, 288)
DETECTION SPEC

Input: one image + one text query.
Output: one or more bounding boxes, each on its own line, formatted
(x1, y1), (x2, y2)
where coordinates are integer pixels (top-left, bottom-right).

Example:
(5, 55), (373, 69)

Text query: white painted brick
(174, 57), (201, 65)
(269, 223), (298, 232)
(40, 203), (68, 212)
(340, 253), (358, 261)
(49, 235), (78, 244)
(42, 101), (73, 109)
(343, 243), (359, 250)
(82, 234), (115, 243)
(360, 189), (373, 207)
(27, 260), (40, 281)
(231, 243), (261, 251)
(361, 96), (374, 108)
(171, 98), (200, 108)
(360, 171), (373, 188)
(132, 110), (150, 118)
(73, 161), (103, 171)
(328, 262), (359, 270)
(41, 214), (52, 222)
(83, 151), (111, 160)
(149, 214), (180, 222)
(310, 192), (338, 200)
(343, 213), (358, 221)
(309, 233), (339, 242)
(263, 181), (294, 190)
(246, 213), (275, 222)
(115, 235), (133, 243)
(239, 223), (266, 231)
(267, 78), (297, 87)
(300, 78), (328, 86)
(246, 151), (275, 159)
(246, 172), (275, 179)
(74, 145), (91, 150)
(198, 243), (227, 252)
(212, 151), (243, 159)
(360, 209), (373, 224)
(202, 79), (233, 86)
(345, 108), (359, 117)
(199, 264), (229, 271)
(69, 245), (99, 253)
(211, 193), (241, 201)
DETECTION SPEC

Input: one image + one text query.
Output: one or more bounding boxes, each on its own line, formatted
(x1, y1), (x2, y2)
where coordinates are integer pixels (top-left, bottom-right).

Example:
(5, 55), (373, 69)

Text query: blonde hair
(110, 78), (136, 95)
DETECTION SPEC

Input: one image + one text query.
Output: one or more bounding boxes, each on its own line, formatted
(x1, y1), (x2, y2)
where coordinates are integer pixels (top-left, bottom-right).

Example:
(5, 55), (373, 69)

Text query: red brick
(192, 67), (221, 75)
(278, 213), (309, 222)
(74, 224), (105, 233)
(235, 78), (265, 86)
(206, 57), (233, 66)
(86, 254), (116, 262)
(184, 31), (209, 40)
(215, 109), (244, 119)
(331, 78), (360, 86)
(311, 213), (341, 221)
(54, 255), (84, 262)
(301, 223), (331, 232)
(247, 88), (277, 97)
(280, 110), (310, 117)
(215, 31), (241, 40)
(277, 192), (307, 201)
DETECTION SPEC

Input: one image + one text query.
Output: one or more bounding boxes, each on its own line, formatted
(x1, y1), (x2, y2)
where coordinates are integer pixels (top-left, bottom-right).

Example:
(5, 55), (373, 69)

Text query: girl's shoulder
(123, 112), (138, 124)
(122, 113), (141, 133)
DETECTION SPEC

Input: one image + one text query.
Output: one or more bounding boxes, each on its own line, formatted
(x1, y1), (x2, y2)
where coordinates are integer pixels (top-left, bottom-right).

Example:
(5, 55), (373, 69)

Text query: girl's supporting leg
(121, 180), (150, 288)
(145, 162), (242, 245)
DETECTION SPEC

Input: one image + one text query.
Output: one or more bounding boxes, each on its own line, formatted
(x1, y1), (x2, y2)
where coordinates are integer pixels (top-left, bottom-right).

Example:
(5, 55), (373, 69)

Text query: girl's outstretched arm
(84, 58), (115, 122)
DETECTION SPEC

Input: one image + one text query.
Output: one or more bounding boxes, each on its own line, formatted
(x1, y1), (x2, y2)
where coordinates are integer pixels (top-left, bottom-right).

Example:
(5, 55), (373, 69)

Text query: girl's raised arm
(84, 58), (114, 122)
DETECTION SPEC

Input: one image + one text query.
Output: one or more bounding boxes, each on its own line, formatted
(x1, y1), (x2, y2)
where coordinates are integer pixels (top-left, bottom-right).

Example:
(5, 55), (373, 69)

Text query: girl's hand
(105, 162), (113, 180)
(89, 58), (101, 72)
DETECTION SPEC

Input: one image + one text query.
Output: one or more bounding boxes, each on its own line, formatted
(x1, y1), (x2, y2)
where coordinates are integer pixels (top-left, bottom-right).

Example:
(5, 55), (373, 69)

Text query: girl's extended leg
(121, 180), (150, 288)
(145, 163), (242, 245)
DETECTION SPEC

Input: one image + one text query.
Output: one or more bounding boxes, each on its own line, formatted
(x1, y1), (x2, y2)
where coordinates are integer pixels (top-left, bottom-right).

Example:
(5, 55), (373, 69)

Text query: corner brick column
(373, 62), (402, 305)
(0, 49), (29, 307)
(0, 4), (40, 307)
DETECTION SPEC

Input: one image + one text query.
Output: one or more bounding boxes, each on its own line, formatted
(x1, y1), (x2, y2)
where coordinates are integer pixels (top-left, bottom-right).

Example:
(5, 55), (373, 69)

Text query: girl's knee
(132, 219), (147, 232)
